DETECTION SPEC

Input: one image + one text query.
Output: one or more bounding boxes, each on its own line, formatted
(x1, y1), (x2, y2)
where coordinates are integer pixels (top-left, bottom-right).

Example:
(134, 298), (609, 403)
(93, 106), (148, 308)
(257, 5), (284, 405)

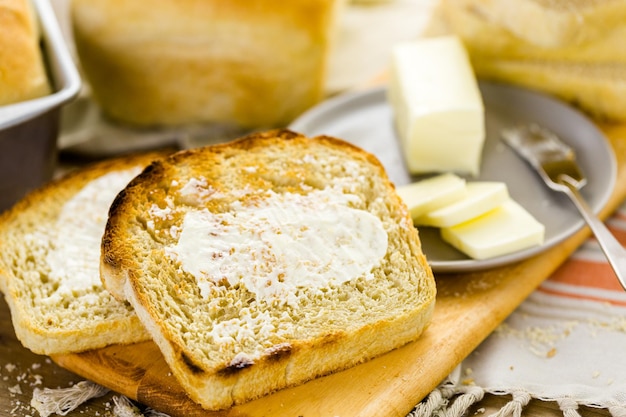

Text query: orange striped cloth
(541, 208), (626, 306)
(412, 202), (626, 417)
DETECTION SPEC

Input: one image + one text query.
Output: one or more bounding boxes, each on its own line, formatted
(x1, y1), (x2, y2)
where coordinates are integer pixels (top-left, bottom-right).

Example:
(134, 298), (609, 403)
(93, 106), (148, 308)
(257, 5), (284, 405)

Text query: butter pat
(440, 199), (545, 260)
(396, 173), (467, 220)
(416, 181), (509, 227)
(388, 36), (485, 176)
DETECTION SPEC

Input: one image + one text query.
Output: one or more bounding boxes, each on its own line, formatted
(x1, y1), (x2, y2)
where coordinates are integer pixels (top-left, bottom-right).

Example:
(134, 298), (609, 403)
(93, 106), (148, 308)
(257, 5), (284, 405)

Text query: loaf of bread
(433, 0), (626, 122)
(0, 152), (169, 355)
(0, 0), (51, 105)
(471, 60), (626, 122)
(101, 129), (436, 410)
(442, 0), (626, 63)
(458, 0), (626, 47)
(70, 0), (344, 129)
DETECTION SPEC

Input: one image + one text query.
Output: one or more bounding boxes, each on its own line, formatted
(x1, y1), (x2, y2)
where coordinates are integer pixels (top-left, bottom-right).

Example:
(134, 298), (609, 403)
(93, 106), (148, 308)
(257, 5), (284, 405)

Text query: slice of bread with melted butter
(101, 129), (436, 410)
(0, 152), (169, 355)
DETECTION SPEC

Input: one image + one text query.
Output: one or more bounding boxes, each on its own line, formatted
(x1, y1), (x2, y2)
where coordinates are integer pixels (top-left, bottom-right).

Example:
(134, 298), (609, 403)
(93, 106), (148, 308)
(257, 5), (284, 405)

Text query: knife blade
(501, 123), (586, 193)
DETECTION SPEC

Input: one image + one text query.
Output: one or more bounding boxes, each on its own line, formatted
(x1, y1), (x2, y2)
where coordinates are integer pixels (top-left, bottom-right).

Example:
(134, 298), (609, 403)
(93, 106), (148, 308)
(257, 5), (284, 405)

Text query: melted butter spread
(167, 187), (388, 305)
(46, 169), (141, 296)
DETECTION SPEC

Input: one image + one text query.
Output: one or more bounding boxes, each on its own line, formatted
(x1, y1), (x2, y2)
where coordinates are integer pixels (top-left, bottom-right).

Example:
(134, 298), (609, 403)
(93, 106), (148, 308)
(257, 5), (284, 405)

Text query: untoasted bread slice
(472, 59), (626, 122)
(0, 152), (168, 355)
(101, 129), (436, 410)
(442, 0), (626, 63)
(424, 2), (626, 122)
(456, 0), (626, 47)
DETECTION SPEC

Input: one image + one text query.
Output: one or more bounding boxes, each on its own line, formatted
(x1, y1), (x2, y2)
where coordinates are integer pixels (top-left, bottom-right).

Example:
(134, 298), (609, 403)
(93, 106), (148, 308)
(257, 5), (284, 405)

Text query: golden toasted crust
(71, 0), (343, 128)
(101, 129), (436, 410)
(0, 0), (50, 105)
(0, 151), (170, 355)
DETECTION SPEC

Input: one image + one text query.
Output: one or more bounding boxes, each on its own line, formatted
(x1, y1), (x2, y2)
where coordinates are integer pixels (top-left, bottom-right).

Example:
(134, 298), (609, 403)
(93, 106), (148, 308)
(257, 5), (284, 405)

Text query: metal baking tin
(0, 0), (81, 212)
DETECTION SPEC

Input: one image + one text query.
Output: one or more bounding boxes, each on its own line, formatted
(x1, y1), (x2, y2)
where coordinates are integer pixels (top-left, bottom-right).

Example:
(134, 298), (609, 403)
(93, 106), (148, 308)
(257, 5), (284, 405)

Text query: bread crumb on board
(2, 361), (45, 416)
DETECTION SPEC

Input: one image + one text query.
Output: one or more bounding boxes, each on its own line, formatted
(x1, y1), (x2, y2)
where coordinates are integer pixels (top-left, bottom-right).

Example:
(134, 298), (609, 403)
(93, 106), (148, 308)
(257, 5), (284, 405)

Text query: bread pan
(0, 0), (81, 212)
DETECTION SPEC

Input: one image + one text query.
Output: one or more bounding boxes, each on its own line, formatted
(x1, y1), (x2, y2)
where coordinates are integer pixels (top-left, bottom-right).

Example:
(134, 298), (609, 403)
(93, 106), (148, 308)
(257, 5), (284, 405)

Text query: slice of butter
(416, 181), (509, 227)
(388, 36), (485, 176)
(396, 173), (467, 220)
(440, 199), (545, 260)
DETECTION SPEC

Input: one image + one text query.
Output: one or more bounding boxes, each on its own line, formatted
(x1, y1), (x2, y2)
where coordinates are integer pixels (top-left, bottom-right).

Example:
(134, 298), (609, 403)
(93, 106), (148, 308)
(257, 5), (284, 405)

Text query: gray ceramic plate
(289, 82), (616, 273)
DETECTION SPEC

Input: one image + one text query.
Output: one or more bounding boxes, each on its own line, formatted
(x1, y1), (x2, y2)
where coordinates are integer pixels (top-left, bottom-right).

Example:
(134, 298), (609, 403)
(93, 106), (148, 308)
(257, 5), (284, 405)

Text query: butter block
(416, 181), (509, 227)
(396, 173), (467, 221)
(388, 36), (485, 176)
(440, 199), (545, 260)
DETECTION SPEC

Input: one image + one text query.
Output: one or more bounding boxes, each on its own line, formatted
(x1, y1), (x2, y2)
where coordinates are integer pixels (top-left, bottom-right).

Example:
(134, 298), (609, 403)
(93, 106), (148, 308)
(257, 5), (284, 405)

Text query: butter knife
(502, 123), (626, 291)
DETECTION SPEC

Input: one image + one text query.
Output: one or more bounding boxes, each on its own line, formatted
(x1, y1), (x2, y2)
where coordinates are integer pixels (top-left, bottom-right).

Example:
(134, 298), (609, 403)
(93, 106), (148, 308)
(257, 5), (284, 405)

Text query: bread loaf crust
(101, 130), (436, 410)
(0, 0), (50, 105)
(453, 0), (626, 47)
(71, 0), (344, 128)
(433, 0), (626, 122)
(442, 0), (626, 63)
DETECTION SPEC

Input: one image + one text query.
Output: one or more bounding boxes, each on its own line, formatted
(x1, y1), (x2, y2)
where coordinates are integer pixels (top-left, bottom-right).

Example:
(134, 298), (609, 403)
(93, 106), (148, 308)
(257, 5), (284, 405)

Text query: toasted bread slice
(0, 152), (168, 355)
(101, 129), (436, 410)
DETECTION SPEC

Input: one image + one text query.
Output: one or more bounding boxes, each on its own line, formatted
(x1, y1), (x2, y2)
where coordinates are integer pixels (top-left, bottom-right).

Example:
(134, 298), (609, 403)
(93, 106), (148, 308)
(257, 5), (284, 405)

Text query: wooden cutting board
(53, 125), (626, 417)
